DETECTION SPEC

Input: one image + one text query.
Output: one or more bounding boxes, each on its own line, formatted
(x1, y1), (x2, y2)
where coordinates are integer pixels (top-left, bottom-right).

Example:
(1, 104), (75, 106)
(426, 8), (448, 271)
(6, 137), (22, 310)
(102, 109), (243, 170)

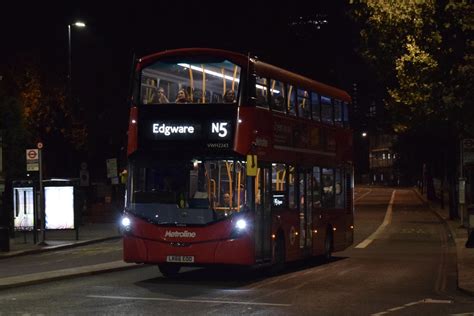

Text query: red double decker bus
(122, 48), (353, 276)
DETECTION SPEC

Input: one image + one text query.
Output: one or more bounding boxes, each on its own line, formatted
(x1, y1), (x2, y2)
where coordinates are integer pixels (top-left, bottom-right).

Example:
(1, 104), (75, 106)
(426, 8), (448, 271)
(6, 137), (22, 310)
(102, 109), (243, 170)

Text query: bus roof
(138, 48), (249, 70)
(138, 48), (351, 102)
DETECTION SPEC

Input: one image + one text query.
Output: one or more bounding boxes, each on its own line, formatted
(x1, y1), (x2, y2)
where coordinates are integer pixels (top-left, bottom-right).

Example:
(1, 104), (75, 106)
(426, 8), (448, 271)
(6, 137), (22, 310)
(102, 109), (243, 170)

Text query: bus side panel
(324, 209), (349, 252)
(311, 209), (326, 256)
(346, 168), (355, 246)
(273, 209), (302, 262)
(234, 107), (256, 155)
(127, 107), (138, 156)
(215, 238), (255, 265)
(123, 235), (147, 263)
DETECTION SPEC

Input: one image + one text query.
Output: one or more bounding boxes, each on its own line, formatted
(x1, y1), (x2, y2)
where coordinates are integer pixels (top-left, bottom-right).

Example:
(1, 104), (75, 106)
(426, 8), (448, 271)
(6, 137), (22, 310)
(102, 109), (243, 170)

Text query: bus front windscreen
(127, 159), (248, 226)
(140, 57), (241, 105)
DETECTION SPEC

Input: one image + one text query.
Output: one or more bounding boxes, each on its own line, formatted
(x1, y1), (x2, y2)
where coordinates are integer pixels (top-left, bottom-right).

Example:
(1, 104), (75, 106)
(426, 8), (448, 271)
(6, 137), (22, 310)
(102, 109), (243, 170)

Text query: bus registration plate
(166, 255), (194, 263)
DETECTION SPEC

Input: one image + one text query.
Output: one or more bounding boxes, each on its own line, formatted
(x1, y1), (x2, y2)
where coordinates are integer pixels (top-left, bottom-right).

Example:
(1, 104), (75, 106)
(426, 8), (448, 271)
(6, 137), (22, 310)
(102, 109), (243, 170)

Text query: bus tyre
(158, 264), (181, 277)
(324, 230), (333, 261)
(270, 233), (285, 274)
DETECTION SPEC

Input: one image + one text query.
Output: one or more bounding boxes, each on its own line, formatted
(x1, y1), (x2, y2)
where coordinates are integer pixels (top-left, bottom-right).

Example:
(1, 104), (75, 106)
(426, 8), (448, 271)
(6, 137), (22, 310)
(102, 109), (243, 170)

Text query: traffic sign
(106, 158), (118, 179)
(26, 149), (38, 161)
(80, 169), (90, 186)
(463, 139), (474, 165)
(27, 164), (39, 171)
(37, 142), (43, 149)
(26, 149), (39, 171)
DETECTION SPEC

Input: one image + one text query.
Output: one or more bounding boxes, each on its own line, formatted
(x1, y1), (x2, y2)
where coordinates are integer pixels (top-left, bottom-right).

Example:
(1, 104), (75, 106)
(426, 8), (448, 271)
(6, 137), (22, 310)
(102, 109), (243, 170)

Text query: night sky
(1, 1), (361, 177)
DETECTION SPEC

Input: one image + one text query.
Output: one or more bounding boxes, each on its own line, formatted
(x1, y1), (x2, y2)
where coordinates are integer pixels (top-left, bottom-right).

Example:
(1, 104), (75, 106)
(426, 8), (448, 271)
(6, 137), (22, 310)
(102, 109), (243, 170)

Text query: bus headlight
(235, 219), (247, 230)
(121, 216), (132, 233)
(230, 218), (249, 239)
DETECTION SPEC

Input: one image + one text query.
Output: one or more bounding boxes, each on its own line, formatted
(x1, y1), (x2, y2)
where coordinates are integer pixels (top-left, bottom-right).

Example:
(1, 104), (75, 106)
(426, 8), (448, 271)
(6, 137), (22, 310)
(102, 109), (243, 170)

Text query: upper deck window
(255, 76), (269, 109)
(334, 99), (343, 127)
(270, 79), (285, 113)
(343, 102), (350, 127)
(287, 85), (297, 116)
(297, 89), (311, 119)
(140, 58), (241, 105)
(311, 92), (321, 122)
(321, 96), (333, 125)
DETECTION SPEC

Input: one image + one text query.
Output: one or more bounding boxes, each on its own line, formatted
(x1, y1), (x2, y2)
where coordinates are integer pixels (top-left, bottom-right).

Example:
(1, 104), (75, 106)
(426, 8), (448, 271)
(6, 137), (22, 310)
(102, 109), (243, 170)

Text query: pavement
(0, 187), (472, 296)
(413, 188), (474, 296)
(0, 222), (141, 290)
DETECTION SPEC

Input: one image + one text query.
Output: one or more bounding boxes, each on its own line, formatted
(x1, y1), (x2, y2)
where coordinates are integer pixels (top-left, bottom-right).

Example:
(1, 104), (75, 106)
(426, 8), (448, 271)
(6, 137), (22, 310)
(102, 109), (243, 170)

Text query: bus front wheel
(158, 264), (181, 277)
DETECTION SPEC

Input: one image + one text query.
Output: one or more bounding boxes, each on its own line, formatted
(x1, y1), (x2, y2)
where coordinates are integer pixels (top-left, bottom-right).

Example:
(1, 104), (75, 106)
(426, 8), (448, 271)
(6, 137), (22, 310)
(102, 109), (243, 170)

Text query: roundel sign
(463, 139), (474, 149)
(26, 149), (38, 161)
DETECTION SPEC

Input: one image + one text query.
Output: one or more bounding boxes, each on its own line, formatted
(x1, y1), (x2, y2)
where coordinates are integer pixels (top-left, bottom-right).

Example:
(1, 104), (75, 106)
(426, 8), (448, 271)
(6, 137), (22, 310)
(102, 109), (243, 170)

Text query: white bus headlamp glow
(121, 216), (131, 231)
(235, 219), (247, 230)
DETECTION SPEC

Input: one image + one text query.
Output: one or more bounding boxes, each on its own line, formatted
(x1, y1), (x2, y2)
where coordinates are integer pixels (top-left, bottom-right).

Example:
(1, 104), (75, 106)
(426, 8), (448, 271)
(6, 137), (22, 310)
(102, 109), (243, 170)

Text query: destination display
(150, 121), (231, 140)
(142, 119), (234, 152)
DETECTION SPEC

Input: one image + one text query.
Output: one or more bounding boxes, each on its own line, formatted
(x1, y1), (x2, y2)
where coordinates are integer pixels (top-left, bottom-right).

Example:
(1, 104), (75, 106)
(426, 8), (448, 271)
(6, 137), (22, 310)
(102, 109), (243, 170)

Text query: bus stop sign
(26, 149), (39, 171)
(463, 139), (474, 165)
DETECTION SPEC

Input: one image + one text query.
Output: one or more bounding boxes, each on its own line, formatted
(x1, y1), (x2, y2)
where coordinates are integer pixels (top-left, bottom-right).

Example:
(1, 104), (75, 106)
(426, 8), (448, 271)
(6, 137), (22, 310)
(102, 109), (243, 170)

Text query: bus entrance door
(255, 167), (272, 263)
(299, 169), (313, 254)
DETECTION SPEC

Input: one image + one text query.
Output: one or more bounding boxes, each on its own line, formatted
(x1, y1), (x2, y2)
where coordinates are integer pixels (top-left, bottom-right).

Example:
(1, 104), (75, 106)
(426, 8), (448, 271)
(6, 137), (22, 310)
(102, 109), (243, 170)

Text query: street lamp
(362, 132), (367, 137)
(67, 21), (86, 97)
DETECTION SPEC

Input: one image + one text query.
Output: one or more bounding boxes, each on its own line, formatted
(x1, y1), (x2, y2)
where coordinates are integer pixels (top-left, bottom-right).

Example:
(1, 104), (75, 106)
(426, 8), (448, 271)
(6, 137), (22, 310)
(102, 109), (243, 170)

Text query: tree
(13, 62), (88, 177)
(351, 0), (473, 126)
(348, 0), (473, 175)
(0, 82), (31, 225)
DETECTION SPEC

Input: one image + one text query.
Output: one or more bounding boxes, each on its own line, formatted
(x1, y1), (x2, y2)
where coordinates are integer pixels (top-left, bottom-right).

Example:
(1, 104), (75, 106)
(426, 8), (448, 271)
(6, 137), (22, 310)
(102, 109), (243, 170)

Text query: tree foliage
(0, 58), (89, 179)
(16, 66), (88, 152)
(349, 0), (473, 134)
(0, 92), (30, 181)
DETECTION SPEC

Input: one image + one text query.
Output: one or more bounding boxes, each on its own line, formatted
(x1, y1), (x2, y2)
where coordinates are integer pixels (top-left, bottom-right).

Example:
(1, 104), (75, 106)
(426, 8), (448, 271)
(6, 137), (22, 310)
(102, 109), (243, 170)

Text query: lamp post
(67, 21), (86, 102)
(361, 132), (370, 184)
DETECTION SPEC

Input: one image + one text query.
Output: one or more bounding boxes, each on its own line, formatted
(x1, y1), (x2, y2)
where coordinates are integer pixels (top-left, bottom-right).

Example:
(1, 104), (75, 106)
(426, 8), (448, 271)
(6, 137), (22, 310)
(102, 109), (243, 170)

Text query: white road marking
(356, 190), (396, 248)
(423, 298), (453, 304)
(87, 295), (291, 307)
(355, 189), (372, 202)
(371, 298), (453, 316)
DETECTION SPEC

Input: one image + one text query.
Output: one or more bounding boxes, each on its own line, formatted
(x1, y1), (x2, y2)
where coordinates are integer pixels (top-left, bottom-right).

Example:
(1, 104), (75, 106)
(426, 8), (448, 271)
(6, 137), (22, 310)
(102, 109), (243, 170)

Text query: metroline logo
(164, 230), (197, 238)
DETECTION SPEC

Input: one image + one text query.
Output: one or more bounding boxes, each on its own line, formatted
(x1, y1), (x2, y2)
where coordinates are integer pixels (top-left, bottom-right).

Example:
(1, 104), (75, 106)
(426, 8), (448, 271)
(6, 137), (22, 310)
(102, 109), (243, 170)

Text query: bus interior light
(178, 63), (240, 83)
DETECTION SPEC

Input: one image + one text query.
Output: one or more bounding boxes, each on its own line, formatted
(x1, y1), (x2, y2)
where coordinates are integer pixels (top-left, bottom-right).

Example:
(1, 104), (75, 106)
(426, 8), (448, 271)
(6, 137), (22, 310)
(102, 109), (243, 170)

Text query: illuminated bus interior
(140, 58), (241, 105)
(254, 77), (350, 127)
(127, 159), (248, 225)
